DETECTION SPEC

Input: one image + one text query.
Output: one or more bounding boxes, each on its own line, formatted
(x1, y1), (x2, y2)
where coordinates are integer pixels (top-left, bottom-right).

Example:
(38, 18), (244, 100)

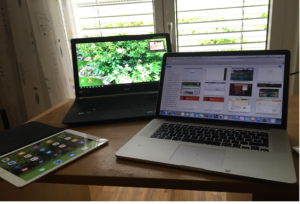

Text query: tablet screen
(0, 131), (101, 181)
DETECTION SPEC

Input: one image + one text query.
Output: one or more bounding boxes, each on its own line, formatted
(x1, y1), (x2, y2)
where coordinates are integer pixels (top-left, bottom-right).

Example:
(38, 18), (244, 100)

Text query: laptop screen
(74, 35), (169, 89)
(159, 53), (287, 125)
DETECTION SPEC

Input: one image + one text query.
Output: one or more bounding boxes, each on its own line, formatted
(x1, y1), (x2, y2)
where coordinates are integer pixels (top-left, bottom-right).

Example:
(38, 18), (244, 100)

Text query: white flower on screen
(116, 48), (124, 54)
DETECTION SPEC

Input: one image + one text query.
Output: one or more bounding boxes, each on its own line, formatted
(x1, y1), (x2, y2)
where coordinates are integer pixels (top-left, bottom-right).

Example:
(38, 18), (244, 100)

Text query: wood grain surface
(1, 96), (298, 201)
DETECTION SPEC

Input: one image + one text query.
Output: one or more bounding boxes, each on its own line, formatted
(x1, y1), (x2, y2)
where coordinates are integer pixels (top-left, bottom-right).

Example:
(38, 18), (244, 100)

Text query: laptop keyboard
(79, 95), (157, 112)
(150, 123), (269, 152)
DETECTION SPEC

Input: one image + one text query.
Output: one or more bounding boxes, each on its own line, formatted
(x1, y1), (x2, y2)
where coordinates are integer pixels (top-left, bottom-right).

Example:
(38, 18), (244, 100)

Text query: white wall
(268, 0), (299, 95)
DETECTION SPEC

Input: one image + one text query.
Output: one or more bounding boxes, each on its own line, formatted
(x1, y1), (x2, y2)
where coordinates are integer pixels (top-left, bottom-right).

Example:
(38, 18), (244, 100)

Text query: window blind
(177, 0), (270, 52)
(76, 0), (155, 37)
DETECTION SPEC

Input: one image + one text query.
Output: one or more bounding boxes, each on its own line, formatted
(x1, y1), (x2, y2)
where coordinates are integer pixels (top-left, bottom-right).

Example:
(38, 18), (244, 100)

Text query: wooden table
(1, 96), (299, 201)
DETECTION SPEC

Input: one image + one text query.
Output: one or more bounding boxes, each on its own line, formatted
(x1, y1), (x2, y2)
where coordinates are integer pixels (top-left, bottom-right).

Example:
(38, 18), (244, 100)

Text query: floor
(89, 186), (228, 201)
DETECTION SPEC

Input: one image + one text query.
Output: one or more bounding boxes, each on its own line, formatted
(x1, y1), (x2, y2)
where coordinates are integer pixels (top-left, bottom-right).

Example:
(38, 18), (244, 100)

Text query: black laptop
(62, 34), (172, 124)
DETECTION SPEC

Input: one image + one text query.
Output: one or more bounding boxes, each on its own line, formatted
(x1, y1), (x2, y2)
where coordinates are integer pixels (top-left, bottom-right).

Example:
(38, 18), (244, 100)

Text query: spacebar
(181, 138), (221, 146)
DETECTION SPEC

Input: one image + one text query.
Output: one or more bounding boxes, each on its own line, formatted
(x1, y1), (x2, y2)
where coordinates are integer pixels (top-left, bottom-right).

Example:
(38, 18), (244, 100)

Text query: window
(176, 0), (270, 52)
(76, 0), (155, 37)
(66, 0), (270, 52)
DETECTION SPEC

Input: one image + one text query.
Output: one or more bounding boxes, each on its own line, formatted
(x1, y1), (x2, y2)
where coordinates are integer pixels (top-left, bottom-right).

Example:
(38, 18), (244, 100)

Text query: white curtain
(0, 0), (75, 128)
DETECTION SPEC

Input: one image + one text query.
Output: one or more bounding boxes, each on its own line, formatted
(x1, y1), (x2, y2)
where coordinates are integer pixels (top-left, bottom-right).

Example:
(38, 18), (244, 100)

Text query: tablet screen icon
(39, 168), (46, 172)
(45, 150), (53, 154)
(30, 157), (38, 161)
(24, 154), (32, 158)
(15, 165), (21, 169)
(68, 153), (76, 157)
(2, 158), (10, 162)
(8, 161), (16, 165)
(18, 152), (25, 156)
(54, 160), (62, 164)
(21, 167), (29, 172)
(59, 144), (66, 148)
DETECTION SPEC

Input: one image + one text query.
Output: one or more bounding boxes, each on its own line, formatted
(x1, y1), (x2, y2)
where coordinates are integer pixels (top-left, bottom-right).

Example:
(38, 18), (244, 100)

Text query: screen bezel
(0, 129), (108, 187)
(156, 50), (290, 130)
(72, 34), (172, 98)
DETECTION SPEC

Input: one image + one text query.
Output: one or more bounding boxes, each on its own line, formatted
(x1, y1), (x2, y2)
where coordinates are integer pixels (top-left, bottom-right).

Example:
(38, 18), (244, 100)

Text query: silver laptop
(116, 50), (297, 183)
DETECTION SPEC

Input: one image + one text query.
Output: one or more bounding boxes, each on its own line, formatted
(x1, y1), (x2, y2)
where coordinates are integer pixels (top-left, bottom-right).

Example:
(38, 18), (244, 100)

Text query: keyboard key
(207, 141), (221, 146)
(222, 143), (232, 147)
(212, 134), (220, 139)
(181, 138), (192, 142)
(158, 136), (165, 139)
(249, 142), (264, 147)
(260, 148), (269, 152)
(165, 136), (173, 140)
(198, 136), (205, 140)
(236, 134), (244, 138)
(242, 146), (250, 150)
(228, 136), (235, 140)
(251, 146), (259, 151)
(232, 144), (241, 148)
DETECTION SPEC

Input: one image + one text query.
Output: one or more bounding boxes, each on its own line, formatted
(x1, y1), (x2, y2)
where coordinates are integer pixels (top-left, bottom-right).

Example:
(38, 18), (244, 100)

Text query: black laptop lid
(71, 34), (171, 98)
(156, 50), (290, 130)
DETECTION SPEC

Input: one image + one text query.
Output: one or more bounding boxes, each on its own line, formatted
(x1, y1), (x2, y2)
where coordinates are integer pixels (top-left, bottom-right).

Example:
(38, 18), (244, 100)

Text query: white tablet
(0, 129), (108, 187)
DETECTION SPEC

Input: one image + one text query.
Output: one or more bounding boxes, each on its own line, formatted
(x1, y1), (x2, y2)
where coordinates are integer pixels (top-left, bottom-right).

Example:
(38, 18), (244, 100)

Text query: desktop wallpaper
(76, 39), (167, 87)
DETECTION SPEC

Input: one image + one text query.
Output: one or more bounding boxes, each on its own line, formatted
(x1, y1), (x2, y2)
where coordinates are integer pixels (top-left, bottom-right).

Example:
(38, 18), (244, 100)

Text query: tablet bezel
(0, 129), (108, 187)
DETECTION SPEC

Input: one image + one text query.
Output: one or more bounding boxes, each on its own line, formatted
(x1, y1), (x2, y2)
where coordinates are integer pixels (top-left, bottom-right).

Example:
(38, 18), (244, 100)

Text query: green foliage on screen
(76, 39), (166, 87)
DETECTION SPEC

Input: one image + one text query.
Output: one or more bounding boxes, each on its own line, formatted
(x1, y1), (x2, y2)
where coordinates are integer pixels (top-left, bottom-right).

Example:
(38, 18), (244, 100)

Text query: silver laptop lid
(156, 51), (290, 130)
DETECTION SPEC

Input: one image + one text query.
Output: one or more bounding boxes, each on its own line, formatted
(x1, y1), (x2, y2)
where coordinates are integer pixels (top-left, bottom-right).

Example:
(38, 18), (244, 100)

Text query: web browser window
(160, 55), (285, 124)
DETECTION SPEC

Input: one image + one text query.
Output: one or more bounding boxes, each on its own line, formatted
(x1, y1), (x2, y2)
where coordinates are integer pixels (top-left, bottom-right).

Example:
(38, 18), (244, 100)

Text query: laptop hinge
(76, 91), (158, 100)
(165, 118), (271, 130)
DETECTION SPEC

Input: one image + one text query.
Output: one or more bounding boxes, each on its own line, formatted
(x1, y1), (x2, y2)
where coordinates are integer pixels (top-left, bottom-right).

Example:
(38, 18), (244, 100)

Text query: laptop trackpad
(171, 145), (226, 168)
